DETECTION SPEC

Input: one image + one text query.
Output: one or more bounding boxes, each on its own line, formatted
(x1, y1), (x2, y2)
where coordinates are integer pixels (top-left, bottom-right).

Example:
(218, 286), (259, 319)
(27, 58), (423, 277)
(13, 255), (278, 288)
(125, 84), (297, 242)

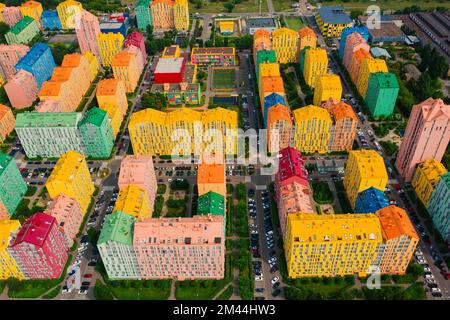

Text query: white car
(250, 224), (257, 229)
(431, 287), (441, 293)
(78, 289), (88, 295)
(417, 259), (426, 264)
(271, 276), (279, 285)
(425, 278), (435, 284)
(255, 276), (264, 282)
(251, 230), (258, 234)
(416, 255), (425, 261)
(415, 250), (423, 256)
(425, 274), (434, 279)
(424, 267), (431, 272)
(62, 288), (72, 294)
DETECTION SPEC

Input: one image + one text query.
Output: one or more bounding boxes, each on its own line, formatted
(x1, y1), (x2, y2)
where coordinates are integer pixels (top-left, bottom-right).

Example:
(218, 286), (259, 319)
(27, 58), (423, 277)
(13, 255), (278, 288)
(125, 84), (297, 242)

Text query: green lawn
(189, 1), (268, 14)
(212, 68), (236, 90)
(273, 0), (297, 12)
(157, 184), (167, 195)
(216, 285), (233, 300)
(320, 0), (450, 11)
(107, 280), (171, 300)
(42, 286), (61, 299)
(311, 181), (334, 204)
(285, 17), (304, 31)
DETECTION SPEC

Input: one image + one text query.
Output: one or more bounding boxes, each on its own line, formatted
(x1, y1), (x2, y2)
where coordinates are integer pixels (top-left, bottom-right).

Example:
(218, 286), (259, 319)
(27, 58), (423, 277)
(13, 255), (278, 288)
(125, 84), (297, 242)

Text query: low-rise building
(247, 17), (278, 35)
(191, 47), (235, 66)
(315, 6), (352, 38)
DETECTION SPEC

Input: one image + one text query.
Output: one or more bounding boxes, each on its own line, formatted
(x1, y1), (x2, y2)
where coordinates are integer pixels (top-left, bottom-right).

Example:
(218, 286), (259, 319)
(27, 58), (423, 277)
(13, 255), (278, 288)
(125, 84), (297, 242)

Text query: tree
(350, 10), (363, 20)
(224, 2), (235, 12)
(0, 22), (9, 44)
(146, 25), (153, 37)
(141, 92), (168, 111)
(195, 0), (203, 8)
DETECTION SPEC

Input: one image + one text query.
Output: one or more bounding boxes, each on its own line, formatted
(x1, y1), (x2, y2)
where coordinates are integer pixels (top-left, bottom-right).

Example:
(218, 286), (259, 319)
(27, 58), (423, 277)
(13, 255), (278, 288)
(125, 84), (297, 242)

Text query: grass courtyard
(285, 16), (304, 31)
(212, 68), (236, 90)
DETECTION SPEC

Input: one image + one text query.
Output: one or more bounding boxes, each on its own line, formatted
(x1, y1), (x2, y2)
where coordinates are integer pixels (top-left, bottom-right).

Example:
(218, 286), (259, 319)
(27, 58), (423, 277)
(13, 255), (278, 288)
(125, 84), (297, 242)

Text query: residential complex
(97, 32), (125, 67)
(298, 27), (317, 53)
(173, 0), (189, 31)
(0, 220), (25, 280)
(5, 16), (39, 45)
(356, 58), (388, 98)
(20, 1), (42, 28)
(342, 32), (370, 72)
(339, 26), (369, 60)
(313, 74), (342, 106)
(112, 51), (139, 93)
(113, 185), (151, 219)
(0, 44), (29, 81)
(266, 104), (293, 154)
(41, 10), (62, 30)
(315, 6), (352, 38)
(78, 108), (114, 159)
(365, 72), (399, 117)
(271, 27), (298, 64)
(412, 159), (447, 207)
(4, 69), (38, 109)
(427, 173), (450, 241)
(56, 0), (83, 30)
(354, 187), (389, 214)
(0, 153), (27, 220)
(75, 9), (101, 60)
(150, 0), (175, 31)
(135, 0), (152, 31)
(303, 48), (328, 88)
(2, 6), (23, 27)
(197, 156), (226, 197)
(0, 104), (15, 143)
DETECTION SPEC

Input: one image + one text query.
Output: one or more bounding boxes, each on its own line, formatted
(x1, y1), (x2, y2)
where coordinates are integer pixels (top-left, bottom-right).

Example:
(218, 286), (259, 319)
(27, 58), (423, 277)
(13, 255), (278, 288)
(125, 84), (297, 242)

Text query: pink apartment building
(8, 212), (68, 280)
(275, 146), (313, 236)
(342, 32), (370, 71)
(2, 7), (22, 27)
(396, 98), (450, 182)
(124, 31), (147, 62)
(35, 99), (63, 113)
(118, 155), (157, 215)
(44, 195), (83, 248)
(133, 215), (225, 280)
(4, 69), (38, 109)
(0, 44), (29, 81)
(74, 9), (101, 61)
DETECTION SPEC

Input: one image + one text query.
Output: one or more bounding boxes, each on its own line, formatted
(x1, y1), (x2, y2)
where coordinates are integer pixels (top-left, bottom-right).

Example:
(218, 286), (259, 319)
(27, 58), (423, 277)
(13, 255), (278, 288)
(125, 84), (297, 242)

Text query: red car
(440, 270), (450, 280)
(84, 274), (93, 278)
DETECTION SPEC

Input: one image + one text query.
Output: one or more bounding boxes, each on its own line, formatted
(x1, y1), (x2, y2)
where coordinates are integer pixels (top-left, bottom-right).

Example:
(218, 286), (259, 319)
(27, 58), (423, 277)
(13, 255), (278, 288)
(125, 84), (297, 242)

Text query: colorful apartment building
(39, 80), (76, 112)
(124, 31), (147, 62)
(6, 16), (39, 45)
(20, 1), (43, 28)
(260, 76), (285, 121)
(4, 69), (38, 109)
(284, 213), (382, 278)
(118, 155), (157, 213)
(298, 27), (317, 53)
(354, 186), (389, 214)
(339, 26), (369, 59)
(344, 150), (388, 208)
(266, 104), (292, 154)
(8, 212), (68, 280)
(271, 27), (298, 64)
(99, 103), (122, 138)
(112, 51), (139, 93)
(197, 191), (225, 217)
(78, 108), (114, 158)
(15, 112), (84, 158)
(263, 92), (286, 125)
(342, 32), (370, 71)
(124, 46), (144, 77)
(191, 47), (235, 66)
(15, 42), (55, 90)
(348, 48), (371, 83)
(427, 173), (450, 241)
(2, 6), (22, 27)
(0, 153), (27, 220)
(97, 32), (125, 67)
(97, 211), (141, 280)
(114, 185), (151, 219)
(0, 44), (29, 81)
(174, 0), (189, 31)
(315, 6), (352, 38)
(151, 0), (174, 31)
(44, 195), (83, 248)
(0, 104), (14, 143)
(151, 82), (201, 105)
(135, 0), (152, 31)
(75, 9), (100, 60)
(0, 220), (25, 280)
(275, 147), (313, 236)
(322, 98), (358, 152)
(253, 29), (272, 62)
(46, 150), (94, 214)
(56, 0), (83, 30)
(292, 105), (332, 154)
(356, 58), (388, 98)
(35, 99), (63, 113)
(395, 98), (450, 182)
(375, 206), (419, 275)
(133, 215), (225, 280)
(365, 72), (399, 117)
(41, 10), (62, 30)
(96, 78), (128, 116)
(197, 156), (226, 197)
(412, 159), (447, 207)
(303, 48), (328, 88)
(83, 50), (99, 80)
(62, 52), (93, 85)
(255, 49), (276, 77)
(313, 74), (342, 106)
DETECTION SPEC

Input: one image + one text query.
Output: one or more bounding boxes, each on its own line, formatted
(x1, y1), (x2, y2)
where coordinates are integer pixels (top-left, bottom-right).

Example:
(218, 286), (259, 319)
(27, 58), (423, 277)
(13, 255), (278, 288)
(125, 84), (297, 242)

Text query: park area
(317, 0), (450, 11)
(188, 0), (268, 13)
(285, 16), (304, 31)
(212, 68), (236, 90)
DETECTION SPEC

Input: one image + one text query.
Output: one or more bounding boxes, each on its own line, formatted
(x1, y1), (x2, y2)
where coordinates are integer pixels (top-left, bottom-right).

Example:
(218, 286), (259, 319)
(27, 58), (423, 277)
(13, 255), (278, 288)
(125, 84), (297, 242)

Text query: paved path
(169, 280), (176, 300)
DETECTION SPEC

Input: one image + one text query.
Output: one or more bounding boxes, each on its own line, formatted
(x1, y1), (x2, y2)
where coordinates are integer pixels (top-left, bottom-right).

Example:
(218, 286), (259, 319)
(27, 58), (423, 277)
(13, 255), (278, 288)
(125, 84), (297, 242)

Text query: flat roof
(154, 57), (184, 74)
(318, 6), (352, 25)
(192, 47), (234, 55)
(368, 22), (405, 39)
(247, 17), (276, 28)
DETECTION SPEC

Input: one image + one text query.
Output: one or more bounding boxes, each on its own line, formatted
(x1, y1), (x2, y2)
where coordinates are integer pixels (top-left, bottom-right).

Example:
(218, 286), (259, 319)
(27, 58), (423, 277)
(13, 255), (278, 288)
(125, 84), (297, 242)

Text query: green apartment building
(197, 191), (226, 233)
(427, 173), (450, 242)
(6, 16), (40, 45)
(365, 72), (399, 117)
(0, 153), (27, 219)
(79, 108), (114, 159)
(135, 0), (152, 31)
(15, 112), (84, 159)
(97, 211), (141, 280)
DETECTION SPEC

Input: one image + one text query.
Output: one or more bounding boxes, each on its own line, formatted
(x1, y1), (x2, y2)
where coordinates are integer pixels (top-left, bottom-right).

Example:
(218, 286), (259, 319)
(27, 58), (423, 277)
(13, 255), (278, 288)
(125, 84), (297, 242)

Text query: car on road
(273, 282), (280, 289)
(84, 274), (93, 278)
(431, 292), (442, 297)
(272, 289), (281, 297)
(425, 278), (435, 284)
(62, 287), (72, 294)
(78, 289), (88, 295)
(255, 288), (264, 293)
(255, 275), (263, 281)
(425, 274), (434, 279)
(271, 276), (279, 285)
(424, 267), (431, 272)
(82, 281), (91, 286)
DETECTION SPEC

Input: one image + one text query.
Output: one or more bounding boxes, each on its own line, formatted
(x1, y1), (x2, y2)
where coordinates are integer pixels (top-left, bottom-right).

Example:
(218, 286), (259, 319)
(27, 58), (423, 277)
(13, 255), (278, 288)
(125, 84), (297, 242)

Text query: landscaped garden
(311, 181), (334, 204)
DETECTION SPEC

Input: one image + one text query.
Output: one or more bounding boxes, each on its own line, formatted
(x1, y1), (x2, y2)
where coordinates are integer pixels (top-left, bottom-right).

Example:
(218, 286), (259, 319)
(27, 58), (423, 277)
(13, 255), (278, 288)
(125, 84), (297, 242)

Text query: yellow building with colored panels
(112, 51), (139, 93)
(258, 62), (280, 93)
(46, 150), (94, 214)
(303, 48), (328, 88)
(96, 78), (128, 116)
(56, 0), (83, 30)
(113, 184), (151, 219)
(356, 58), (388, 98)
(20, 1), (43, 28)
(292, 105), (331, 154)
(313, 74), (342, 106)
(97, 32), (125, 67)
(100, 103), (123, 138)
(151, 0), (175, 31)
(271, 28), (298, 64)
(411, 159), (448, 207)
(219, 20), (234, 35)
(202, 107), (238, 155)
(315, 6), (352, 38)
(284, 213), (382, 278)
(0, 4), (5, 24)
(83, 51), (99, 80)
(0, 220), (25, 280)
(173, 0), (189, 31)
(298, 27), (317, 52)
(343, 150), (388, 208)
(375, 206), (419, 275)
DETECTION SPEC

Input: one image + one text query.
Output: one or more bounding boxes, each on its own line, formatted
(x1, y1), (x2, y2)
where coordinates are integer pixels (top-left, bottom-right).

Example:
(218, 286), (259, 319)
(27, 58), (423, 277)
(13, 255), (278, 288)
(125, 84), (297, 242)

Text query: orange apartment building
(96, 78), (128, 115)
(112, 51), (139, 93)
(348, 48), (371, 83)
(266, 104), (293, 154)
(197, 156), (226, 198)
(0, 104), (15, 143)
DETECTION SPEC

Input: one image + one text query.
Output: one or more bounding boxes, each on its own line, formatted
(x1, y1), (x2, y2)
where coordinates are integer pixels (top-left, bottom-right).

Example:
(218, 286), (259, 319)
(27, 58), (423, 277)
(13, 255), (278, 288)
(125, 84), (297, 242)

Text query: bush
(170, 179), (189, 191)
(94, 281), (114, 300)
(311, 181), (333, 204)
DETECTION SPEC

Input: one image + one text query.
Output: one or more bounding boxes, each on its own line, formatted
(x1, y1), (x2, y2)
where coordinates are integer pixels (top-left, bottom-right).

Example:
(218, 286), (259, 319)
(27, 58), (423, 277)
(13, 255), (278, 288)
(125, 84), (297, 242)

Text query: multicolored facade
(354, 186), (389, 214)
(298, 27), (317, 53)
(6, 16), (39, 45)
(411, 159), (447, 207)
(0, 104), (15, 143)
(365, 72), (399, 117)
(315, 6), (352, 38)
(344, 150), (388, 208)
(96, 78), (128, 116)
(2, 6), (23, 27)
(135, 0), (152, 31)
(46, 150), (94, 214)
(56, 0), (83, 30)
(303, 48), (328, 88)
(9, 212), (68, 280)
(112, 51), (139, 93)
(0, 44), (29, 81)
(395, 98), (450, 182)
(113, 185), (151, 219)
(342, 32), (370, 71)
(427, 173), (450, 241)
(150, 0), (174, 31)
(174, 0), (189, 31)
(197, 156), (226, 198)
(124, 31), (147, 62)
(356, 58), (388, 98)
(20, 1), (43, 28)
(339, 26), (369, 59)
(78, 107), (114, 158)
(263, 92), (286, 126)
(191, 47), (235, 66)
(0, 153), (27, 220)
(266, 104), (293, 154)
(313, 74), (342, 106)
(0, 220), (25, 280)
(4, 69), (38, 109)
(348, 48), (371, 83)
(97, 32), (125, 67)
(292, 105), (332, 154)
(75, 9), (100, 60)
(271, 27), (298, 64)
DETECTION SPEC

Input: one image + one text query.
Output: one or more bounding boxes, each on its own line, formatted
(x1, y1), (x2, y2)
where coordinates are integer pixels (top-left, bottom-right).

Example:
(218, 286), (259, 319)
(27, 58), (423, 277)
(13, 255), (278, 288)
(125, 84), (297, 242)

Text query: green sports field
(212, 68), (236, 90)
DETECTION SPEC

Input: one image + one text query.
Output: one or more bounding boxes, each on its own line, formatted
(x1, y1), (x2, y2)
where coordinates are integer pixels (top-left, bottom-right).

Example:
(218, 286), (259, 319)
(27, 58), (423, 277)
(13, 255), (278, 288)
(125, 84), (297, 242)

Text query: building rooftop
(277, 146), (308, 184)
(197, 156), (225, 184)
(154, 57), (184, 74)
(12, 212), (56, 248)
(267, 103), (291, 123)
(247, 17), (276, 28)
(15, 112), (80, 128)
(61, 54), (82, 67)
(0, 153), (14, 176)
(318, 6), (352, 25)
(197, 191), (225, 216)
(0, 220), (21, 249)
(97, 78), (121, 95)
(264, 92), (286, 108)
(47, 151), (86, 184)
(261, 76), (285, 94)
(112, 51), (133, 67)
(100, 22), (125, 30)
(368, 22), (405, 39)
(370, 72), (399, 89)
(370, 47), (392, 59)
(325, 99), (358, 122)
(21, 1), (41, 8)
(39, 80), (63, 96)
(163, 45), (179, 57)
(351, 149), (388, 180)
(355, 187), (389, 213)
(113, 184), (149, 218)
(438, 172), (450, 189)
(79, 108), (107, 127)
(0, 104), (12, 118)
(17, 42), (51, 67)
(299, 26), (316, 38)
(97, 211), (135, 246)
(51, 67), (74, 82)
(9, 16), (35, 35)
(191, 47), (235, 55)
(376, 205), (418, 240)
(417, 98), (450, 122)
